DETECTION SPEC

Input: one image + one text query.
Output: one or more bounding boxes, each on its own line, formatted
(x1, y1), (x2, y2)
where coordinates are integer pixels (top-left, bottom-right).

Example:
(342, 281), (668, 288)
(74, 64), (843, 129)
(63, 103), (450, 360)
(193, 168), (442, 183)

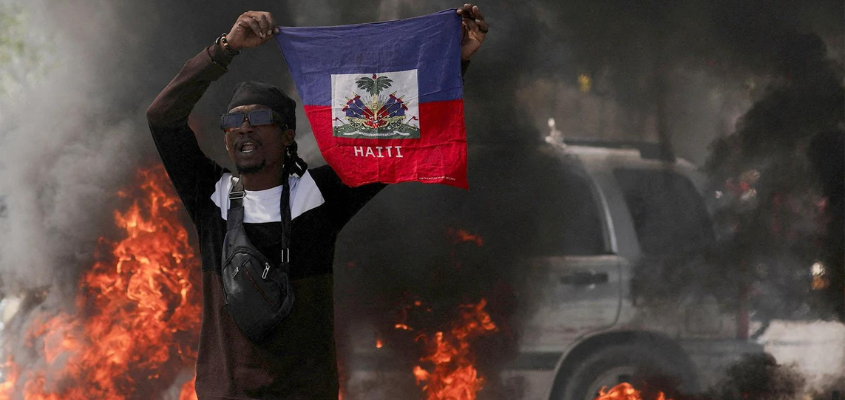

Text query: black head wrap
(227, 81), (296, 129)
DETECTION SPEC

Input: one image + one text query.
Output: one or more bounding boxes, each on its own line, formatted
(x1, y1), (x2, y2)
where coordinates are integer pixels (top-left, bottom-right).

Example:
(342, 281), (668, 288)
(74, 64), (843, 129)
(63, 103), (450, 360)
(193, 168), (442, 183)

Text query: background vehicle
(336, 138), (762, 400)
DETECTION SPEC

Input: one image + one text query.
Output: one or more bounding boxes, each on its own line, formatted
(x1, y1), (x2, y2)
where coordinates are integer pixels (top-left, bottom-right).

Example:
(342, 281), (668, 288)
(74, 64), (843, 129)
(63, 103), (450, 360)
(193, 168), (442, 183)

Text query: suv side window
(613, 168), (714, 256)
(530, 161), (606, 256)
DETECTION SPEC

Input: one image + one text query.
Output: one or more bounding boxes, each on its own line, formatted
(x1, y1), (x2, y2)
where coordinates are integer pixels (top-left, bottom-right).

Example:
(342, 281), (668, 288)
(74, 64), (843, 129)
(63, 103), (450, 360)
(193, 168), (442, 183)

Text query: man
(147, 5), (487, 399)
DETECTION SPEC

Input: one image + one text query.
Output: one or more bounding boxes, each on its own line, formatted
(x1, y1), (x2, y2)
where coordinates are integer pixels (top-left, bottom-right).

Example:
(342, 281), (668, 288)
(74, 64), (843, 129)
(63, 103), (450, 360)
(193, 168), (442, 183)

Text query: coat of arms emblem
(331, 70), (420, 139)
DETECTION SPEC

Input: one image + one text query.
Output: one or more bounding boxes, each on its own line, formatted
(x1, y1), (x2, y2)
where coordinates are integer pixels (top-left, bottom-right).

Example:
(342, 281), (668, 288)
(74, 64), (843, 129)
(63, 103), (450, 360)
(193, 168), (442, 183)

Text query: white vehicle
(515, 139), (762, 400)
(339, 138), (762, 400)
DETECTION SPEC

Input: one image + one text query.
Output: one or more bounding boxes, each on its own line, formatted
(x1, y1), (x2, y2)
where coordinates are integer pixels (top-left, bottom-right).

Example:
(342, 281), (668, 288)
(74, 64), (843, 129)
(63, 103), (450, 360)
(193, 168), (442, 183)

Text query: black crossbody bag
(220, 176), (294, 342)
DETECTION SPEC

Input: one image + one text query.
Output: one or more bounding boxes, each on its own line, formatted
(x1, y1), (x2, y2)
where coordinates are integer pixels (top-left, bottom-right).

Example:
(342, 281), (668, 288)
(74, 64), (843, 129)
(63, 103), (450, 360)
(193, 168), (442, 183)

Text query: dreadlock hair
(278, 140), (306, 266)
(283, 140), (308, 178)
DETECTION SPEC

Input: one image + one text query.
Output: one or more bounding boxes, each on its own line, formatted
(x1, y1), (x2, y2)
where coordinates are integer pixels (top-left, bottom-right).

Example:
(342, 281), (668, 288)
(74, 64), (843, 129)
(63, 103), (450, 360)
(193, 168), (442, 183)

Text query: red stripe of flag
(304, 99), (467, 188)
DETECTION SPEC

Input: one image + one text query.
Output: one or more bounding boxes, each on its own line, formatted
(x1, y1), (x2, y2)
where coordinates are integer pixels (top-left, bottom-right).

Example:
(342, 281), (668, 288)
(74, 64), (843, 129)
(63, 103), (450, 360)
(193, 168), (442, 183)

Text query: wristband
(216, 33), (240, 55)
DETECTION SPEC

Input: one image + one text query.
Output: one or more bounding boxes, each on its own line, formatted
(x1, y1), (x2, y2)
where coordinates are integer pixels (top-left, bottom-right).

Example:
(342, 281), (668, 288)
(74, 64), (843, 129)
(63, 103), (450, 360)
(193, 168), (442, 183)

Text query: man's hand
(224, 11), (279, 52)
(456, 4), (487, 61)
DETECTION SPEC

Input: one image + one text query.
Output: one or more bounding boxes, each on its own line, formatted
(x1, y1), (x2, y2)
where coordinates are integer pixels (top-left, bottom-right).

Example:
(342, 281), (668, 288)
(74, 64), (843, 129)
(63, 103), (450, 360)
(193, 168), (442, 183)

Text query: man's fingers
(243, 11), (276, 37)
(265, 13), (279, 34)
(462, 16), (487, 38)
(475, 20), (488, 34)
(471, 5), (485, 22)
(244, 16), (264, 38)
(471, 6), (488, 32)
(226, 11), (279, 50)
(463, 19), (479, 34)
(259, 13), (273, 36)
(457, 3), (479, 17)
(236, 12), (265, 38)
(254, 14), (271, 36)
(457, 4), (488, 34)
(457, 4), (487, 60)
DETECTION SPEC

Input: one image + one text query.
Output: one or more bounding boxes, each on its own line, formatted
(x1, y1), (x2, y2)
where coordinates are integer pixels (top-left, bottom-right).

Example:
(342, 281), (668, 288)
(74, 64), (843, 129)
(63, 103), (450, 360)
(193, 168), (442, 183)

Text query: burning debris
(594, 383), (672, 400)
(338, 220), (517, 399)
(413, 299), (498, 400)
(586, 353), (807, 400)
(0, 166), (201, 399)
(447, 229), (484, 248)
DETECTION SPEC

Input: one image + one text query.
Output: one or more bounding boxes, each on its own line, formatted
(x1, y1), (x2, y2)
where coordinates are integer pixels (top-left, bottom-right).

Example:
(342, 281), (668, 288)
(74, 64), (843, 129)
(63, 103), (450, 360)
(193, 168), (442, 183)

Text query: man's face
(223, 104), (294, 175)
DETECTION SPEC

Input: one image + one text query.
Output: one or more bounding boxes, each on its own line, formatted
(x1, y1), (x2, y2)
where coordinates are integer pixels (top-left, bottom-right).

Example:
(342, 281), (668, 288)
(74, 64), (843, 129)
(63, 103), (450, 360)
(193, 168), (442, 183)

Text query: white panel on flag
(331, 69), (420, 139)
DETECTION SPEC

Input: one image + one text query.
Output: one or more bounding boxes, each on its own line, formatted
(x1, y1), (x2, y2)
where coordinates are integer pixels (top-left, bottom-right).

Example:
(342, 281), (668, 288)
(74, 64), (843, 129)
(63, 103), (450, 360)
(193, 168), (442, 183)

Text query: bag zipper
(243, 263), (277, 308)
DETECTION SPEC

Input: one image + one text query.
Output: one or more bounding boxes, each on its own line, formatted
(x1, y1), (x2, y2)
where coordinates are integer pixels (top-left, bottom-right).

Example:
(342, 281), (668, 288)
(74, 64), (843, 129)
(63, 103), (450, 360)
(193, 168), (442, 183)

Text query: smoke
(0, 0), (316, 294)
(0, 0), (146, 294)
(700, 0), (844, 321)
(709, 353), (806, 400)
(644, 353), (808, 400)
(0, 0), (842, 398)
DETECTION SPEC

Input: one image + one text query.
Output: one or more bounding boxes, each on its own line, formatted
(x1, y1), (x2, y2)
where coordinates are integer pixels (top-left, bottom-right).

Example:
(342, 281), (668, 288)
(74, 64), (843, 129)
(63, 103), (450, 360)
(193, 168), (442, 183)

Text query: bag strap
(227, 176), (246, 231)
(227, 174), (292, 272)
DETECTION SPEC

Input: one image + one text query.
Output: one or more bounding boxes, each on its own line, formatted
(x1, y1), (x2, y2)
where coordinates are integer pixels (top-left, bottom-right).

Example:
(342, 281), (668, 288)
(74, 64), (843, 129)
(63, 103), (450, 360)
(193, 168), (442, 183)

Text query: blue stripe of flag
(275, 9), (463, 106)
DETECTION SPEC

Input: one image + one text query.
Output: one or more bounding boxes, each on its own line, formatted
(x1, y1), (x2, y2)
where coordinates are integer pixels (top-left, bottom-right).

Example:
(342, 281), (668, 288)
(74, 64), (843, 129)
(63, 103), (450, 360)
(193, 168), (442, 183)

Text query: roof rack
(562, 138), (676, 162)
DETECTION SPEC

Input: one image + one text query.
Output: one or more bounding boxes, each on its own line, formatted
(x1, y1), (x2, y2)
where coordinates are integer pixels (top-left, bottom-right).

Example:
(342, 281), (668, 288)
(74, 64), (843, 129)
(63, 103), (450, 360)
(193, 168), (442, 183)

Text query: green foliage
(0, 4), (53, 97)
(355, 75), (393, 96)
(0, 6), (25, 64)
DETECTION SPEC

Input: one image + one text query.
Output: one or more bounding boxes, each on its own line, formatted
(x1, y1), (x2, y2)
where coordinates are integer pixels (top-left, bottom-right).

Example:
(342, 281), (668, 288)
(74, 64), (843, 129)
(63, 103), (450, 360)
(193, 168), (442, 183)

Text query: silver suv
(338, 139), (762, 400)
(518, 140), (762, 400)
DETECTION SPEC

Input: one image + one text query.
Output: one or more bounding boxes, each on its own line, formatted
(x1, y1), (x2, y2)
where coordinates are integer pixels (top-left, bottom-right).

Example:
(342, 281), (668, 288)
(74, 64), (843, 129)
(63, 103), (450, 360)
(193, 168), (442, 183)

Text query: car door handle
(559, 272), (609, 285)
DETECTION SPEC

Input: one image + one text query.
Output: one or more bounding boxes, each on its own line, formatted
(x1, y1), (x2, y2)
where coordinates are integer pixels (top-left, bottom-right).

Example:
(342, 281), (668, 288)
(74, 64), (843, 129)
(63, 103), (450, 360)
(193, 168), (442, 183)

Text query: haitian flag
(275, 10), (467, 189)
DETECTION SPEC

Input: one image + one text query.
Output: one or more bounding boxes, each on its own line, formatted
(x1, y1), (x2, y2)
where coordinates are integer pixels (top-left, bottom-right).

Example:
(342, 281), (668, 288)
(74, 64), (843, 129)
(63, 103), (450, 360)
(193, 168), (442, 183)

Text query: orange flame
(179, 378), (198, 400)
(0, 358), (19, 400)
(413, 299), (497, 400)
(593, 383), (672, 400)
(0, 165), (201, 399)
(447, 228), (484, 247)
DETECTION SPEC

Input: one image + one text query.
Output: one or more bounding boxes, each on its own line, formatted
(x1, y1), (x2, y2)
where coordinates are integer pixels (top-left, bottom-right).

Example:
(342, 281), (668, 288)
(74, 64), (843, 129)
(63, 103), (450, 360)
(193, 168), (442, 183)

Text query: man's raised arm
(145, 44), (234, 128)
(145, 12), (280, 220)
(146, 12), (278, 127)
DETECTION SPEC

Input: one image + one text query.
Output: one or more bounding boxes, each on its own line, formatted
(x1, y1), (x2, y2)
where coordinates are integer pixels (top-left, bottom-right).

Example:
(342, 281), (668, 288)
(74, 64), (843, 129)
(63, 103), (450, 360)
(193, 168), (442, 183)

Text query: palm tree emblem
(356, 74), (393, 96)
(334, 73), (420, 138)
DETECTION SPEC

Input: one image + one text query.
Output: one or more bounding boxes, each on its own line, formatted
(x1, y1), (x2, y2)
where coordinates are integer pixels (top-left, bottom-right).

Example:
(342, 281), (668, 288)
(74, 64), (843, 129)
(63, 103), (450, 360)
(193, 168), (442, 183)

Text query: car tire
(560, 344), (694, 400)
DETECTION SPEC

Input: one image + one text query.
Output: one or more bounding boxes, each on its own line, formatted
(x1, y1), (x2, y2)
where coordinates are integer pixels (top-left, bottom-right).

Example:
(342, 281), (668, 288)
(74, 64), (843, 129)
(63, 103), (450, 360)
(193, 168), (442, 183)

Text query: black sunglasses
(220, 109), (287, 132)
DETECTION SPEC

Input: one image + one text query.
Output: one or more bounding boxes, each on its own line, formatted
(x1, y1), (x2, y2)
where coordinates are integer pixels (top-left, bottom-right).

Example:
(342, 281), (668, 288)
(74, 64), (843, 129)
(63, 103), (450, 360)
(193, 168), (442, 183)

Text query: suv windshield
(613, 168), (714, 256)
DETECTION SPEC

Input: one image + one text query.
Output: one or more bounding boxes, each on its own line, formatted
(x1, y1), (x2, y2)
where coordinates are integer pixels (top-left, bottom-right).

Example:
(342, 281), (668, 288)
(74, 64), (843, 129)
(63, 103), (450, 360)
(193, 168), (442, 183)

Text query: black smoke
(1, 0), (843, 399)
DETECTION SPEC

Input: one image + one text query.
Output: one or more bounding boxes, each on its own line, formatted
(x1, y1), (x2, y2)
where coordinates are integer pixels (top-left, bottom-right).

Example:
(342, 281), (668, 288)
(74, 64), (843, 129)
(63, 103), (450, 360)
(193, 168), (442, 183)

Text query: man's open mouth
(238, 140), (258, 154)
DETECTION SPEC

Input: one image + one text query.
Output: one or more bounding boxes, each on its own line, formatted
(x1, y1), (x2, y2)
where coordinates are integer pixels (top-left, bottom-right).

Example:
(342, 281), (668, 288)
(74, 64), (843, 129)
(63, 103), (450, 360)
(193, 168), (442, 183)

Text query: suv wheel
(560, 344), (692, 400)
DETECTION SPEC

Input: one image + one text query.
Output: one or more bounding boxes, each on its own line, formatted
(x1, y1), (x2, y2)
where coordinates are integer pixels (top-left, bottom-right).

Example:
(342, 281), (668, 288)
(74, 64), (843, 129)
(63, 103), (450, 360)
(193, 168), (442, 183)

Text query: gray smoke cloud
(0, 0), (149, 294)
(0, 0), (842, 398)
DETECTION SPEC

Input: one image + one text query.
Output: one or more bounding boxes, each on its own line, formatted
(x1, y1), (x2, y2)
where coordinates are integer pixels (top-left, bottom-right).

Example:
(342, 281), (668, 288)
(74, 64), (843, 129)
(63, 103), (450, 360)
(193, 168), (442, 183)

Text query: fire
(447, 228), (483, 247)
(0, 165), (201, 399)
(593, 383), (672, 400)
(0, 358), (19, 400)
(179, 378), (197, 400)
(412, 299), (497, 400)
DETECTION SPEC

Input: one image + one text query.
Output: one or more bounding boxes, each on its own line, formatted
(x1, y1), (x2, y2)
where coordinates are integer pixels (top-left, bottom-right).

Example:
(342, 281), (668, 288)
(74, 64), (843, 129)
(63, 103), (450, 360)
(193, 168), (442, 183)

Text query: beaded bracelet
(216, 33), (240, 55)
